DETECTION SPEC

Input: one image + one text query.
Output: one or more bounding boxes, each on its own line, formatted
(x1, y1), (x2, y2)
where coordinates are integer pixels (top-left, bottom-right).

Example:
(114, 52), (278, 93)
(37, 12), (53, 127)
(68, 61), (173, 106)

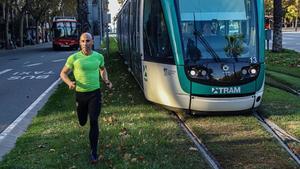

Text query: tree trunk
(77, 0), (90, 34)
(19, 14), (25, 47)
(296, 17), (298, 32)
(36, 21), (39, 44)
(41, 22), (44, 43)
(5, 1), (10, 49)
(296, 0), (299, 32)
(272, 0), (283, 52)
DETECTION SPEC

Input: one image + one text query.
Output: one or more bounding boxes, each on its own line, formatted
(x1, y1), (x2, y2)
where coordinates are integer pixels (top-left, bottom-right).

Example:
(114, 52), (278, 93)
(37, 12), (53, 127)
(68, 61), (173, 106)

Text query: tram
(116, 0), (265, 113)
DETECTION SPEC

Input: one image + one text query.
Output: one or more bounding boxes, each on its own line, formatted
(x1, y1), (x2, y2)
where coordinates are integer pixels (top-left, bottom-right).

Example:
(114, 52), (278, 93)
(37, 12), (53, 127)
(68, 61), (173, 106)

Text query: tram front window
(176, 0), (258, 65)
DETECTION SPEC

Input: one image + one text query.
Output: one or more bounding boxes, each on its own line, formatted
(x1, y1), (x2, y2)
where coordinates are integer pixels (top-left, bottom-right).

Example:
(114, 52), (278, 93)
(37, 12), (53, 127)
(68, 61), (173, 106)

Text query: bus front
(52, 20), (79, 50)
(174, 0), (265, 112)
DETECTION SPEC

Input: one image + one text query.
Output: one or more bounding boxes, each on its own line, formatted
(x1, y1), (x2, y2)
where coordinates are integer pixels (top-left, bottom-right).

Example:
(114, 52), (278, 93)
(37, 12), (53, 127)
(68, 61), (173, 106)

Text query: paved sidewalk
(282, 27), (300, 32)
(0, 42), (52, 56)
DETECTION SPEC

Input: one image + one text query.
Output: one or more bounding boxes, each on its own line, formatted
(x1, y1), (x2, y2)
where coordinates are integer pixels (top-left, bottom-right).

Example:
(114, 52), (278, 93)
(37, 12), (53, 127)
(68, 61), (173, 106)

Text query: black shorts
(75, 89), (101, 125)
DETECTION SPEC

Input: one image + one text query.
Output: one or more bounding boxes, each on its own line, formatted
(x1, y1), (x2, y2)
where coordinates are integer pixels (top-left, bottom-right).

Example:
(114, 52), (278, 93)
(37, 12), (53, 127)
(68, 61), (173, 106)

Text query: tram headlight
(250, 68), (257, 75)
(190, 69), (198, 77)
(241, 69), (248, 75)
(201, 70), (207, 76)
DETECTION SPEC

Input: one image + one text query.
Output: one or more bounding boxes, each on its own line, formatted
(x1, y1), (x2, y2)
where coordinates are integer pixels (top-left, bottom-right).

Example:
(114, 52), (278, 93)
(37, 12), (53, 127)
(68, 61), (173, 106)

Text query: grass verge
(266, 70), (300, 91)
(265, 49), (300, 78)
(263, 49), (300, 154)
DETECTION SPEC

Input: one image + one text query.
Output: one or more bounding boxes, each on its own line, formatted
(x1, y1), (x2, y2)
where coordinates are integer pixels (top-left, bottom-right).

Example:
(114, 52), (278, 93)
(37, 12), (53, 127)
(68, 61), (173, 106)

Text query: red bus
(52, 16), (79, 50)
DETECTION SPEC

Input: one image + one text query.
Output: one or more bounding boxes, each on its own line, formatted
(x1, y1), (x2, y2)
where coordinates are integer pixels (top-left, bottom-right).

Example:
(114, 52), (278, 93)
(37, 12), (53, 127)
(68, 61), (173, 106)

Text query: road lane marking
(25, 63), (42, 67)
(8, 71), (55, 80)
(283, 38), (294, 40)
(52, 59), (66, 63)
(0, 69), (13, 75)
(0, 77), (61, 143)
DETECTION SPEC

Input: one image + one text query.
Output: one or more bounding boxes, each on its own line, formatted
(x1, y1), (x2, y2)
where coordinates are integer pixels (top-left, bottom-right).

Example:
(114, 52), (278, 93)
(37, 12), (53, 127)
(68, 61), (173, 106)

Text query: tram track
(172, 111), (222, 169)
(266, 81), (300, 96)
(173, 110), (300, 168)
(266, 75), (300, 96)
(253, 111), (300, 166)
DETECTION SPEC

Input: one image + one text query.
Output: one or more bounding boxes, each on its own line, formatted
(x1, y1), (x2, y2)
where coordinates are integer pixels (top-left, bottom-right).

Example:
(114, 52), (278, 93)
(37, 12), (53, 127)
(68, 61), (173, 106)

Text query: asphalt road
(282, 32), (300, 52)
(267, 31), (300, 52)
(0, 43), (74, 132)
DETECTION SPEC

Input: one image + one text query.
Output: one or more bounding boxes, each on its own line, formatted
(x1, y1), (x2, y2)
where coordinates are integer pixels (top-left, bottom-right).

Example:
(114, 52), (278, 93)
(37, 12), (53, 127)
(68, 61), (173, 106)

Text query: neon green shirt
(65, 51), (105, 92)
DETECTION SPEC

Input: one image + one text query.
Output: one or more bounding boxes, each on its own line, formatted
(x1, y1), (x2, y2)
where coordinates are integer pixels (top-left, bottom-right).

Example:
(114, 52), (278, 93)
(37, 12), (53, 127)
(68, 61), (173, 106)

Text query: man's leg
(76, 92), (88, 126)
(88, 90), (101, 158)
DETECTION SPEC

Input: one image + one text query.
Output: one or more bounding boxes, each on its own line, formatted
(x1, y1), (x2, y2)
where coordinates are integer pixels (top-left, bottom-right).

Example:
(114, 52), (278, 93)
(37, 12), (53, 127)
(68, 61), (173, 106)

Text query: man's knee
(79, 119), (87, 126)
(89, 118), (99, 127)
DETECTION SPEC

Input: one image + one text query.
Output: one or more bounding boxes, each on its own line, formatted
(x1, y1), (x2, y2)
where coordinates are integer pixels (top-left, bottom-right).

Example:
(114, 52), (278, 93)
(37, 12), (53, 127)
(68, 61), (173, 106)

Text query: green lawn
(266, 70), (300, 90)
(0, 39), (210, 169)
(260, 86), (300, 138)
(265, 70), (300, 95)
(263, 49), (300, 138)
(265, 49), (300, 78)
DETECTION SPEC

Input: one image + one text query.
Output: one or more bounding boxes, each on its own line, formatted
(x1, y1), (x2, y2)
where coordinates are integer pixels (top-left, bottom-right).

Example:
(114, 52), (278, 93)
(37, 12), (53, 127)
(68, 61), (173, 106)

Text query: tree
(117, 0), (124, 5)
(286, 4), (298, 26)
(4, 0), (12, 49)
(27, 0), (57, 44)
(272, 0), (283, 52)
(56, 0), (77, 16)
(265, 0), (273, 16)
(77, 0), (90, 33)
(12, 0), (29, 47)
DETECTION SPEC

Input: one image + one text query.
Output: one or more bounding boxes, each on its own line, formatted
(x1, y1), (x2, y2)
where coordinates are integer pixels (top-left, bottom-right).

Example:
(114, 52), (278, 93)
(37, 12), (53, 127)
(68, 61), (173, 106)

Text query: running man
(60, 32), (112, 164)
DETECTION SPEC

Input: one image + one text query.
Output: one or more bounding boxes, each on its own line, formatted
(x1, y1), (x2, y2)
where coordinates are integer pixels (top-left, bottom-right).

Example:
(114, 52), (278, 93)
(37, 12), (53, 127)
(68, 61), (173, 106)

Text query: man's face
(80, 33), (93, 53)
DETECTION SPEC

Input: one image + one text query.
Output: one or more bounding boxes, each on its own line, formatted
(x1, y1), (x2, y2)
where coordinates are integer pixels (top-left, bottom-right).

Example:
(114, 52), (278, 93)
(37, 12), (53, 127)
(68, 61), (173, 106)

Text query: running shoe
(90, 153), (98, 164)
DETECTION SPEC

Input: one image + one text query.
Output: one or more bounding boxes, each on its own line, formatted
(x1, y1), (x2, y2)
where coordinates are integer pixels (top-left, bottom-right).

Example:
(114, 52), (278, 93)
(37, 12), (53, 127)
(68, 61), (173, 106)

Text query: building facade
(88, 0), (109, 37)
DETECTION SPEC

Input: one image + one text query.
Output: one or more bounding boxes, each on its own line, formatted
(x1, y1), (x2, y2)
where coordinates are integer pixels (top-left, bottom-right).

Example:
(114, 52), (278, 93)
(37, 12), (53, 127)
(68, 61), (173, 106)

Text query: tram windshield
(176, 0), (258, 65)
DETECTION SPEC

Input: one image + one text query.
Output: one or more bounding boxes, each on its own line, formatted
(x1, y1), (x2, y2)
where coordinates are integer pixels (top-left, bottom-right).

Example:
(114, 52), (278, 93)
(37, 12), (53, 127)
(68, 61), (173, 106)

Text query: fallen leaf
(38, 144), (45, 148)
(189, 147), (198, 151)
(138, 156), (145, 161)
(131, 158), (137, 162)
(123, 153), (131, 161)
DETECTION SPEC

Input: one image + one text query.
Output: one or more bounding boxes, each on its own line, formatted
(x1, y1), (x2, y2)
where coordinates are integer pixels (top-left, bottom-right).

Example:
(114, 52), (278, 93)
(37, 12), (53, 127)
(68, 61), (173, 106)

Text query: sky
(108, 0), (122, 22)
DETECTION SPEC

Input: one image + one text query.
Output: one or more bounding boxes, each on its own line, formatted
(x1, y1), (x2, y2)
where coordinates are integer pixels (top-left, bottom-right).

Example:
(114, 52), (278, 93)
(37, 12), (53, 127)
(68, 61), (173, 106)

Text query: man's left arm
(100, 67), (112, 89)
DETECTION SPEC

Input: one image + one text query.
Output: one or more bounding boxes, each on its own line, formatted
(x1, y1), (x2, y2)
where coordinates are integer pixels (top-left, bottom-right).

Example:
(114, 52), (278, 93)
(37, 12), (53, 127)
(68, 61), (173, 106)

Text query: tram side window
(143, 0), (174, 64)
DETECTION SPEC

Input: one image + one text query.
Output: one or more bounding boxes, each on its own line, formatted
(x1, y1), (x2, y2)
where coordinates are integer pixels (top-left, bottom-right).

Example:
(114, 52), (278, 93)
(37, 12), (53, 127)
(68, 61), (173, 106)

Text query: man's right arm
(60, 66), (76, 90)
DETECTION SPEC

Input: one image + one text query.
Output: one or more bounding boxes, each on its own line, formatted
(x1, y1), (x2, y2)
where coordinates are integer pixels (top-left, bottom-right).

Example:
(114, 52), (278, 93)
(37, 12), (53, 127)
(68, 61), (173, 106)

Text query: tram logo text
(212, 87), (241, 94)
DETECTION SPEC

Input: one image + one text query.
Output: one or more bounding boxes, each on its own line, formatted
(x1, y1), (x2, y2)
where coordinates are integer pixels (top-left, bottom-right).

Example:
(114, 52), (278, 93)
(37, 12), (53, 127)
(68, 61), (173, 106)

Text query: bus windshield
(176, 0), (258, 64)
(53, 22), (78, 39)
